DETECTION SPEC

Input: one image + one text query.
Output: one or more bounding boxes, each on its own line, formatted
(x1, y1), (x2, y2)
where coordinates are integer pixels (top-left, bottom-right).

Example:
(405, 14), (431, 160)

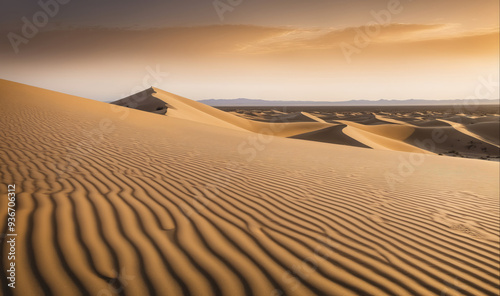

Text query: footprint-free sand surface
(1, 79), (499, 296)
(224, 106), (500, 160)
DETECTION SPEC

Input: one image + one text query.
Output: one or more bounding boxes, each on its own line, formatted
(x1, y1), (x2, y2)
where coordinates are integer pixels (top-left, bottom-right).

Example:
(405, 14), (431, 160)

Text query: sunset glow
(1, 0), (498, 101)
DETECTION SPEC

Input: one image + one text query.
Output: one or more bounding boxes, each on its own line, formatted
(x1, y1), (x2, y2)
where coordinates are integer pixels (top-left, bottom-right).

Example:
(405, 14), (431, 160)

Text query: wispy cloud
(1, 24), (497, 60)
(232, 24), (499, 55)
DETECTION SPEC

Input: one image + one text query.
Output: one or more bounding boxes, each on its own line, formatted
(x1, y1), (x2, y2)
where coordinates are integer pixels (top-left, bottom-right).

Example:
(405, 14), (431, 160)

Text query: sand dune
(438, 119), (500, 149)
(1, 79), (499, 296)
(405, 126), (500, 158)
(300, 112), (327, 123)
(334, 121), (431, 153)
(111, 87), (168, 115)
(291, 125), (370, 148)
(112, 88), (331, 137)
(473, 115), (500, 123)
(414, 119), (452, 127)
(112, 93), (498, 159)
(372, 114), (416, 126)
(466, 122), (500, 146)
(225, 107), (499, 158)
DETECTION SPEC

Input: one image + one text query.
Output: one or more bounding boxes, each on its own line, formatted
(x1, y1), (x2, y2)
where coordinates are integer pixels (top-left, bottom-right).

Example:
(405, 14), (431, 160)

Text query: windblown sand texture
(1, 79), (499, 296)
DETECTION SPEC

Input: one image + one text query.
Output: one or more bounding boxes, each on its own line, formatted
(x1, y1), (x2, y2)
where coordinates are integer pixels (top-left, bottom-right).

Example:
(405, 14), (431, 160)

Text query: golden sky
(0, 0), (498, 101)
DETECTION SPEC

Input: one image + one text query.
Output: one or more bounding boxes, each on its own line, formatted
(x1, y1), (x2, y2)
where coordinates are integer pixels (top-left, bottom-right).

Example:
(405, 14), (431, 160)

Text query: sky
(0, 0), (498, 101)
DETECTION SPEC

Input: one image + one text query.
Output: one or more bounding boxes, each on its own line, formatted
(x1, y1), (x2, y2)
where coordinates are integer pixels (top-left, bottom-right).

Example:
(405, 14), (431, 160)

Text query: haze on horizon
(0, 0), (498, 102)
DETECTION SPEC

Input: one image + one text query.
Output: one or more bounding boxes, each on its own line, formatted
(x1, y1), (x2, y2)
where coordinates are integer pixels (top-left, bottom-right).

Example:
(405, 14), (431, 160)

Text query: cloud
(0, 25), (288, 60)
(0, 24), (497, 69)
(232, 23), (497, 55)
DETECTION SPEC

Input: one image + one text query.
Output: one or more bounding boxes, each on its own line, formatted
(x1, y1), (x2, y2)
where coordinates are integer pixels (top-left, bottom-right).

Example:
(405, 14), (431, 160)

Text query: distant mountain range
(198, 98), (499, 107)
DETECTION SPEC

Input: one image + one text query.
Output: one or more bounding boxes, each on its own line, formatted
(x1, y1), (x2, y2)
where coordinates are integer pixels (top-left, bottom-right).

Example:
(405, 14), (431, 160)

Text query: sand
(438, 119), (500, 149)
(112, 87), (332, 137)
(0, 79), (499, 296)
(222, 106), (500, 160)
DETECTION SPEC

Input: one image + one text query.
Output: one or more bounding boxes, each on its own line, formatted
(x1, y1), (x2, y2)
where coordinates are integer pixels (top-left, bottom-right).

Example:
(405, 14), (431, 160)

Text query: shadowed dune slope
(473, 115), (500, 123)
(466, 122), (500, 146)
(405, 126), (500, 157)
(1, 79), (499, 296)
(111, 87), (168, 114)
(437, 119), (500, 150)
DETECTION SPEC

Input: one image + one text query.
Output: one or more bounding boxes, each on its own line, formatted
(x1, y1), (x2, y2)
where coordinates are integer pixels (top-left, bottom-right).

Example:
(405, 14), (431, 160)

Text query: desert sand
(222, 106), (500, 160)
(1, 79), (499, 296)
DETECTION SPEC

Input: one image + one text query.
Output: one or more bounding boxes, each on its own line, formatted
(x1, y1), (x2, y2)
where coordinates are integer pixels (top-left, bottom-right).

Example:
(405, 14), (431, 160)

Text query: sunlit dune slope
(112, 87), (331, 137)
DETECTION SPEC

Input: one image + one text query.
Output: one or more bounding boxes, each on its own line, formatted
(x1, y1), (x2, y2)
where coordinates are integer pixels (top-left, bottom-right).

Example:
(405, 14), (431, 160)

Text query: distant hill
(198, 98), (499, 107)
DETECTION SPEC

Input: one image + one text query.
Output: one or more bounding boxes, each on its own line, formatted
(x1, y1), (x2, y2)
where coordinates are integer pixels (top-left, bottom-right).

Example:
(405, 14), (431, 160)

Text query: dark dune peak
(111, 87), (168, 115)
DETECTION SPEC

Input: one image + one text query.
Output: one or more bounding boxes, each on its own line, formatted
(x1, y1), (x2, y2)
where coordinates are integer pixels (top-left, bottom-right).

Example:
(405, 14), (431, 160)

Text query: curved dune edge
(438, 119), (500, 149)
(372, 114), (417, 127)
(335, 120), (432, 154)
(466, 122), (500, 146)
(290, 125), (371, 148)
(342, 125), (432, 153)
(0, 79), (499, 296)
(151, 88), (332, 137)
(336, 120), (416, 141)
(300, 112), (327, 123)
